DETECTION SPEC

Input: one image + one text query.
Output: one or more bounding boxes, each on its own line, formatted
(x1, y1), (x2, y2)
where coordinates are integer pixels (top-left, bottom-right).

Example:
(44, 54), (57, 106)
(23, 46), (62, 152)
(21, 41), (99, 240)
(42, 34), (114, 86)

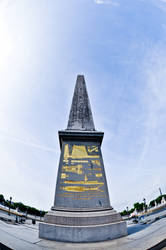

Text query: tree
(4, 200), (15, 209)
(155, 195), (162, 205)
(40, 211), (46, 217)
(149, 200), (155, 207)
(134, 202), (144, 212)
(129, 208), (135, 214)
(0, 193), (46, 217)
(0, 194), (5, 204)
(163, 194), (166, 200)
(14, 202), (27, 212)
(120, 210), (127, 216)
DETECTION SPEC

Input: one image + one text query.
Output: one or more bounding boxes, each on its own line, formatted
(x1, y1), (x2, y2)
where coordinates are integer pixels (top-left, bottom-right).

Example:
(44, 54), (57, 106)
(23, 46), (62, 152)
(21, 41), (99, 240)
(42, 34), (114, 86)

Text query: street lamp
(8, 196), (12, 216)
(26, 207), (28, 219)
(143, 198), (147, 212)
(126, 206), (129, 217)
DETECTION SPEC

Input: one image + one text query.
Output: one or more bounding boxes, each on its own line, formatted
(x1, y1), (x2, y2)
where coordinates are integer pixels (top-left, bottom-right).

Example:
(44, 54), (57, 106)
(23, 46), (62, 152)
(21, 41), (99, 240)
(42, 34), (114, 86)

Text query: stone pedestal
(39, 208), (127, 242)
(39, 75), (127, 242)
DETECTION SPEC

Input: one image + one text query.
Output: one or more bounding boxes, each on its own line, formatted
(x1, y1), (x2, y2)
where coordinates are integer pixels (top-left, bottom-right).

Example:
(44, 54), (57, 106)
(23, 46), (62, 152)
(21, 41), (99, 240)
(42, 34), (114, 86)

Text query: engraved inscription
(57, 143), (105, 200)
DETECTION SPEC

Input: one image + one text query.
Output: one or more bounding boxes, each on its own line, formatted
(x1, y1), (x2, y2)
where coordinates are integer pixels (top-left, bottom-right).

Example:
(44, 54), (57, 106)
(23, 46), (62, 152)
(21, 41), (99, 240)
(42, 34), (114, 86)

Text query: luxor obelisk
(39, 75), (127, 242)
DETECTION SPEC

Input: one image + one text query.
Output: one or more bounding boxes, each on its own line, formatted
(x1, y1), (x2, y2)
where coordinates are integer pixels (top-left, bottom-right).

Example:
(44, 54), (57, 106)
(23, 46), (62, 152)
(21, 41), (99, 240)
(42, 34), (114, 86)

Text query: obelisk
(39, 75), (127, 242)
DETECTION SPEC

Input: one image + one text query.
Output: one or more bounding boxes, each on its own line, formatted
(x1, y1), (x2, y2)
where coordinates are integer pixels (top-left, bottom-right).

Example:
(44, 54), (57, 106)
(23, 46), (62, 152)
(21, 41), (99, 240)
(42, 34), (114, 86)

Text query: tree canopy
(0, 194), (46, 217)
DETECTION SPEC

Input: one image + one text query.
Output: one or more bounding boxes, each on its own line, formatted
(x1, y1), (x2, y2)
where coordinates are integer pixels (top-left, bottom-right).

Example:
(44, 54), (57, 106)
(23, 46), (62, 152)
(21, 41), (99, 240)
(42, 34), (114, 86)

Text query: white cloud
(0, 129), (56, 153)
(146, 0), (166, 12)
(94, 0), (120, 6)
(137, 44), (166, 170)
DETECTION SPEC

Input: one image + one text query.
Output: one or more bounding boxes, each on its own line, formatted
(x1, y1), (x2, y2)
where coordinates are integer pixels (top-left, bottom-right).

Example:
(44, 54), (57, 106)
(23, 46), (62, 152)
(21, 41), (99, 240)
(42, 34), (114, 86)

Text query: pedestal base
(39, 209), (127, 242)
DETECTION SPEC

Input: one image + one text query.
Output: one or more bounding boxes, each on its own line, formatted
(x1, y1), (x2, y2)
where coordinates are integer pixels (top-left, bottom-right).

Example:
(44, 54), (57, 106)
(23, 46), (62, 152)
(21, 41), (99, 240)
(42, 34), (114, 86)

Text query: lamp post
(126, 206), (129, 217)
(8, 196), (12, 216)
(143, 198), (147, 212)
(26, 207), (28, 219)
(159, 187), (162, 196)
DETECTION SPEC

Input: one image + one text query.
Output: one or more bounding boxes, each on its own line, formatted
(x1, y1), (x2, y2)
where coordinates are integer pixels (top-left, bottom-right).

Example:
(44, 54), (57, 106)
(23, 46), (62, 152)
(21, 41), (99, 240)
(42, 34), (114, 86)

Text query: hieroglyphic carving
(60, 186), (103, 193)
(91, 160), (101, 166)
(71, 160), (88, 163)
(61, 173), (69, 179)
(62, 165), (83, 175)
(87, 146), (99, 153)
(64, 144), (99, 160)
(58, 143), (104, 199)
(95, 173), (102, 178)
(88, 168), (102, 171)
(63, 174), (104, 186)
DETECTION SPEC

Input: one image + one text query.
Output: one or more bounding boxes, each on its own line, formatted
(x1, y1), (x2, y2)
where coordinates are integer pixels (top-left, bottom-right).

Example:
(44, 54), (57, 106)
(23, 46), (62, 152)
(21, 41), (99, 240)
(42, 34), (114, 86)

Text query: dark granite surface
(67, 75), (95, 131)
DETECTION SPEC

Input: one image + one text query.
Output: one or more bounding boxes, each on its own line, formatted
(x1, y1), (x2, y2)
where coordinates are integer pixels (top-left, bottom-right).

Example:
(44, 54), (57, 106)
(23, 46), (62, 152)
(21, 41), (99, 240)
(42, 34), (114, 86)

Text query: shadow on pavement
(127, 223), (149, 235)
(0, 242), (13, 250)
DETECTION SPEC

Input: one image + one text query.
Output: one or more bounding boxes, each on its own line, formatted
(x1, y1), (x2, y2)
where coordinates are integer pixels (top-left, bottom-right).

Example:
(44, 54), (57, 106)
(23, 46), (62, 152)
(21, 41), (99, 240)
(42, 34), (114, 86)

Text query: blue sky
(1, 0), (166, 211)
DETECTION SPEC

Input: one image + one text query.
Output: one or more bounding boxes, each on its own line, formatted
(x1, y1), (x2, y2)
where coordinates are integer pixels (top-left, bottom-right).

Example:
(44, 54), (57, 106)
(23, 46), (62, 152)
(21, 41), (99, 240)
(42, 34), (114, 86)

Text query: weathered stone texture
(67, 75), (95, 131)
(39, 75), (127, 242)
(39, 221), (127, 242)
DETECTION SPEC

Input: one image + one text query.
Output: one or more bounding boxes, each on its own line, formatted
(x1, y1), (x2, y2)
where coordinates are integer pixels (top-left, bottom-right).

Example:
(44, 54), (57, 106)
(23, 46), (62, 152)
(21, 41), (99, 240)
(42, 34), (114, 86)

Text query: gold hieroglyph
(63, 174), (104, 186)
(63, 159), (89, 164)
(71, 160), (88, 164)
(87, 146), (99, 153)
(64, 144), (99, 160)
(61, 186), (103, 193)
(91, 160), (101, 166)
(60, 144), (104, 196)
(95, 173), (102, 178)
(62, 165), (83, 175)
(61, 173), (68, 179)
(58, 193), (106, 197)
(88, 168), (102, 171)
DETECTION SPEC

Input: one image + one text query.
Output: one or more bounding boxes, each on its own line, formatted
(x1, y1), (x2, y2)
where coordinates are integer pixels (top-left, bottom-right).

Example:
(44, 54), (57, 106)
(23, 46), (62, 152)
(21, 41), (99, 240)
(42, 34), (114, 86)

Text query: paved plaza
(1, 77), (166, 249)
(0, 215), (166, 250)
